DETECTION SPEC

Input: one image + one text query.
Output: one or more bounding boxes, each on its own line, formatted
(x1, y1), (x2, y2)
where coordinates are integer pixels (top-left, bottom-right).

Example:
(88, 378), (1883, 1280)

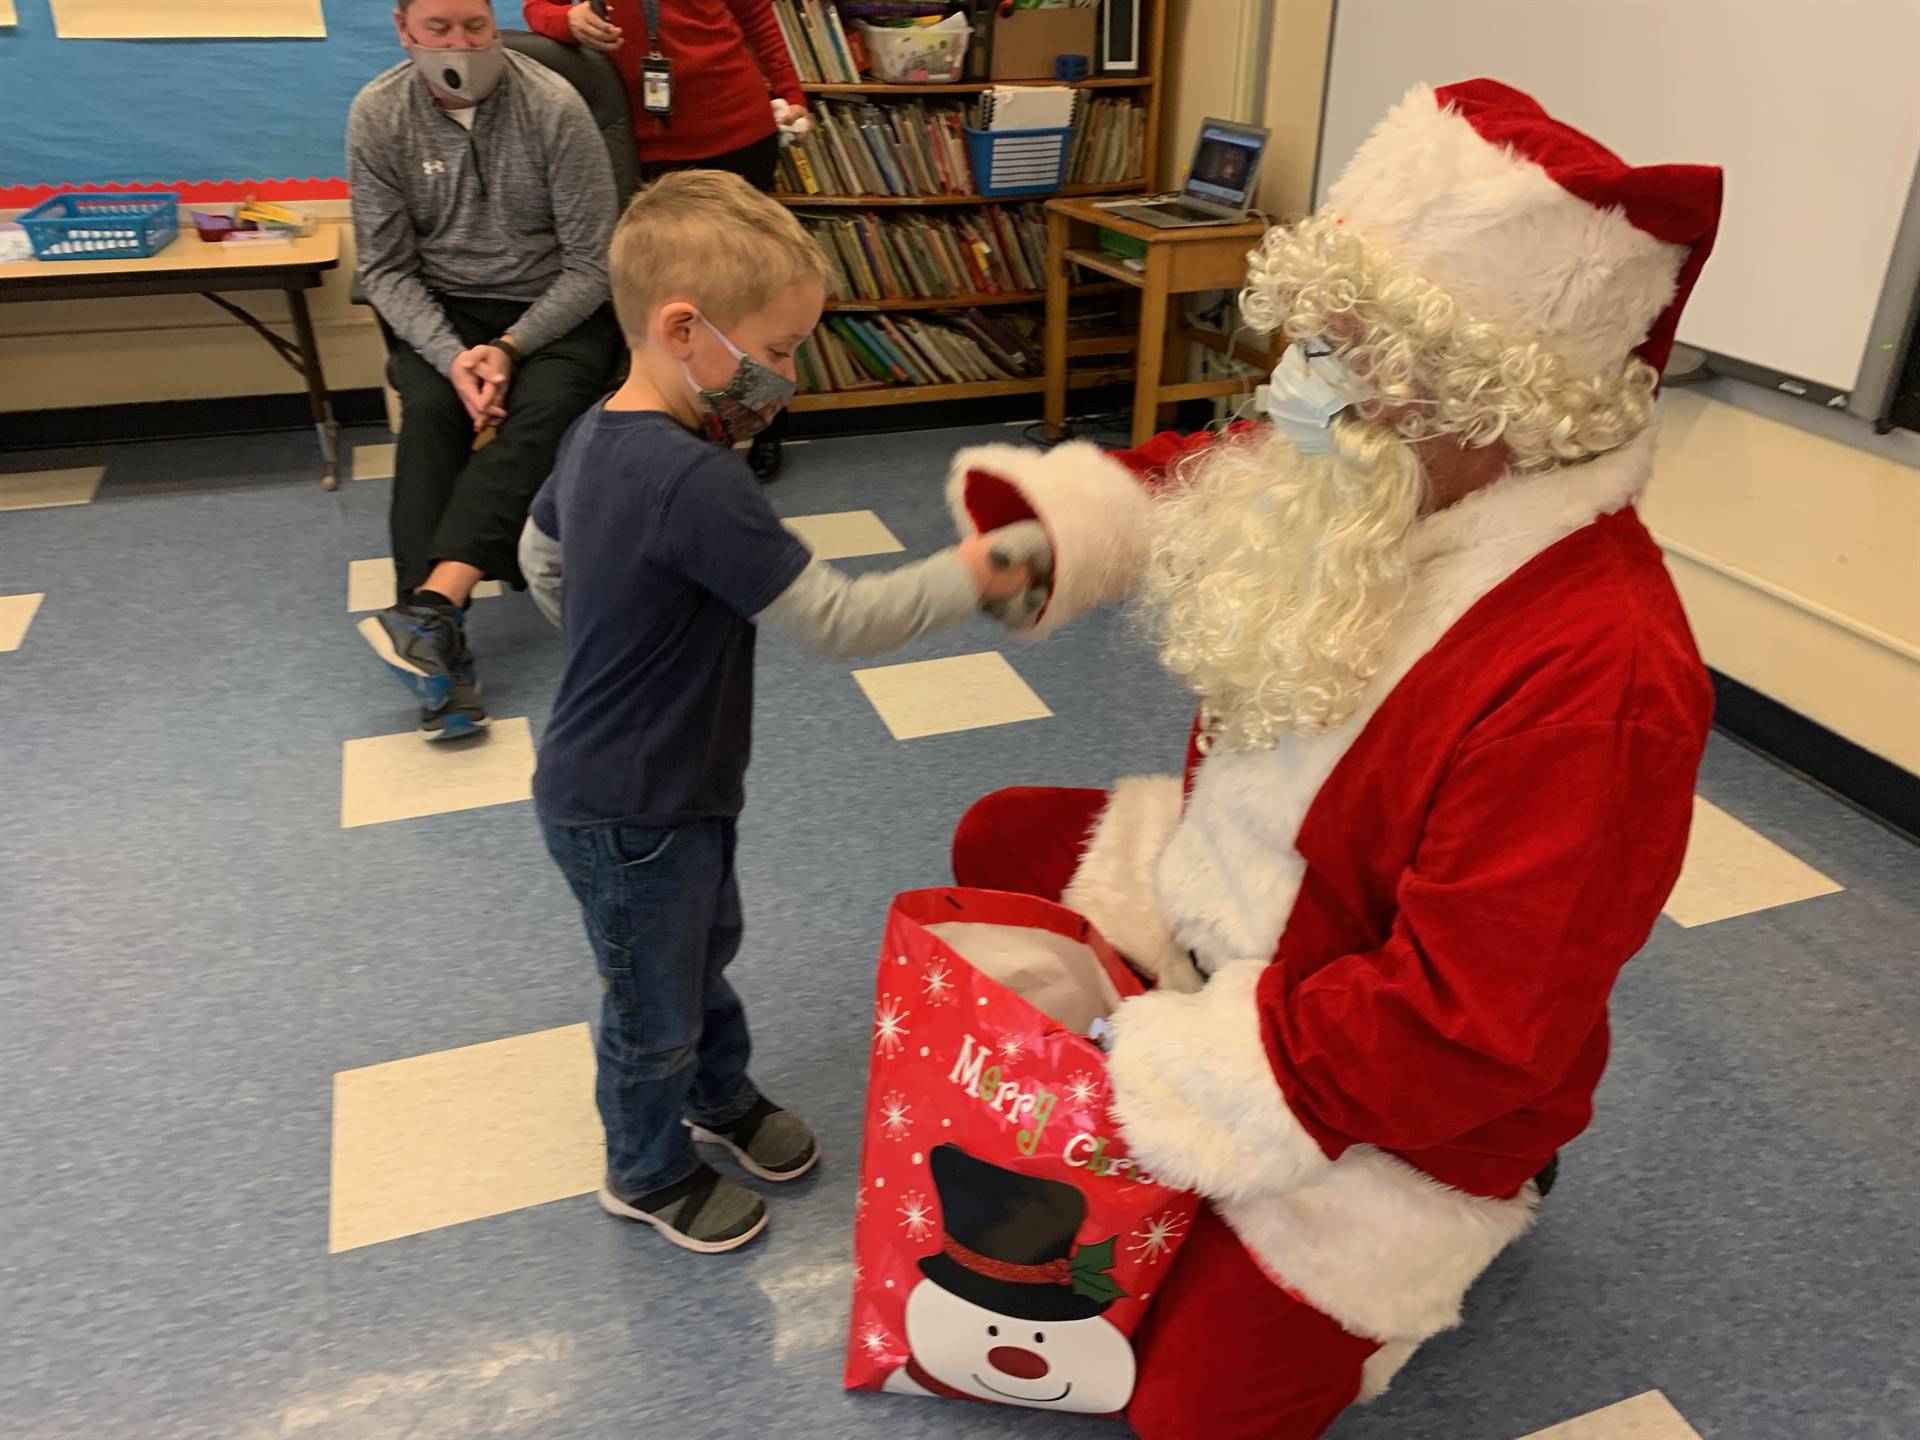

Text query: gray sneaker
(598, 1164), (769, 1253)
(689, 1098), (821, 1182)
(418, 628), (490, 742)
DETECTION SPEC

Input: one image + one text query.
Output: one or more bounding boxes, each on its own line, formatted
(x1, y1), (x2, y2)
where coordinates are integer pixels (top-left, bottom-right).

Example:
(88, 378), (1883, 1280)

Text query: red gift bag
(844, 888), (1199, 1416)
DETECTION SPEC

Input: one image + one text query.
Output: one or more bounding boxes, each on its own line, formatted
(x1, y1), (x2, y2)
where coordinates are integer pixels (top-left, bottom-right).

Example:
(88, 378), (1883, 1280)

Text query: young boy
(519, 171), (1045, 1253)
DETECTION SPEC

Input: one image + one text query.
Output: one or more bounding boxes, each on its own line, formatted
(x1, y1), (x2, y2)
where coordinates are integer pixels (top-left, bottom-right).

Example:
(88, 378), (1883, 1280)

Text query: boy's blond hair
(610, 170), (829, 346)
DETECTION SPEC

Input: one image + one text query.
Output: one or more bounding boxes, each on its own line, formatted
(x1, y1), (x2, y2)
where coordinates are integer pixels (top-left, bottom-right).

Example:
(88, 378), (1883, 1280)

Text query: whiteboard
(1318, 0), (1920, 393)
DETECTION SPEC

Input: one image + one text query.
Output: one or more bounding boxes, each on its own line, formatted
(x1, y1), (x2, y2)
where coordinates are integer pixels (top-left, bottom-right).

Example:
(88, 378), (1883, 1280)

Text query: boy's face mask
(684, 318), (798, 446)
(405, 37), (507, 106)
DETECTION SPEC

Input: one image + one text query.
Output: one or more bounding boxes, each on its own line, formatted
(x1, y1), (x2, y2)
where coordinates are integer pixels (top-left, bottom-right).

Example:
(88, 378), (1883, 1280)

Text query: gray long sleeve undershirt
(517, 518), (978, 652)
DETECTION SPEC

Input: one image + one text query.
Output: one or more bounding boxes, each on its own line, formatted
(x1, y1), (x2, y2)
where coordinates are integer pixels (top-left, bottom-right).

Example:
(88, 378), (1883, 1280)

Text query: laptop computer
(1101, 118), (1270, 229)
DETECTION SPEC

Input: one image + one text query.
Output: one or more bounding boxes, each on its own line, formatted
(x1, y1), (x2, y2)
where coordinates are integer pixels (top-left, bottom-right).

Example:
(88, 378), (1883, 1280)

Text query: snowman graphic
(882, 1144), (1136, 1414)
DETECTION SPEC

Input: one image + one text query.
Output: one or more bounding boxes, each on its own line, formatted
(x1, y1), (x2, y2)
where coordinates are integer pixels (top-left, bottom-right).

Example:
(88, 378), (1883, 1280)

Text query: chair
(355, 29), (637, 428)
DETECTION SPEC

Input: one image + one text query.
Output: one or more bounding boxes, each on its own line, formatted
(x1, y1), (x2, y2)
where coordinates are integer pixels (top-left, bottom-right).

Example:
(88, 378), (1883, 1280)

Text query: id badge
(641, 55), (673, 117)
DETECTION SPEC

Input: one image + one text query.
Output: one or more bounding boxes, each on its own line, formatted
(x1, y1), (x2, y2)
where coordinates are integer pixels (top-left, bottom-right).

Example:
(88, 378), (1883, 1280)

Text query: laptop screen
(1184, 122), (1265, 209)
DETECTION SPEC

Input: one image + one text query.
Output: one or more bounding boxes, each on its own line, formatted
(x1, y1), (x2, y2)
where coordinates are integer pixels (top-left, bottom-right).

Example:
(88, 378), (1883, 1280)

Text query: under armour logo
(422, 159), (447, 176)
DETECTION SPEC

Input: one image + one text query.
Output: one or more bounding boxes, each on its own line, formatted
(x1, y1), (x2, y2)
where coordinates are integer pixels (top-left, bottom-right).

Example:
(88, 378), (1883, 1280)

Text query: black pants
(383, 296), (621, 596)
(638, 135), (789, 445)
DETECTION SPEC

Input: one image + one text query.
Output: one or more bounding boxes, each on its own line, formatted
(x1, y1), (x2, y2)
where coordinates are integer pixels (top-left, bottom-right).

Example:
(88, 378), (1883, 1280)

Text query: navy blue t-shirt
(531, 406), (811, 827)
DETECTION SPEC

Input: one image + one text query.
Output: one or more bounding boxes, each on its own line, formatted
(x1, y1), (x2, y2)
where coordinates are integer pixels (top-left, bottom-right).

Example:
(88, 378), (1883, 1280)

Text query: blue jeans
(541, 816), (759, 1196)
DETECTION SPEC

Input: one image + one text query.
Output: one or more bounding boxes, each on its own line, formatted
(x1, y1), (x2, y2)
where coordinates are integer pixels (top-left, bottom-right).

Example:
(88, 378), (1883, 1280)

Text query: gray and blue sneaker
(356, 601), (463, 710)
(418, 627), (491, 743)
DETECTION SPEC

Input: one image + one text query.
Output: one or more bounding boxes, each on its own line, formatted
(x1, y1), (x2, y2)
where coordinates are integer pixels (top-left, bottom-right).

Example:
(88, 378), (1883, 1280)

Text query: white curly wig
(1242, 214), (1661, 471)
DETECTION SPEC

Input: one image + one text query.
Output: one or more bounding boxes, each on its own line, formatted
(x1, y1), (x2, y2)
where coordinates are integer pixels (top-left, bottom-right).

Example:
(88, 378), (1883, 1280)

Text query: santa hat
(1323, 78), (1722, 377)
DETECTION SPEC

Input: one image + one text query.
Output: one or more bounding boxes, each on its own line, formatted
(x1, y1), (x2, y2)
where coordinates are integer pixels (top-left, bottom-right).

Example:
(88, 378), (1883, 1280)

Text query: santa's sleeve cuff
(1062, 776), (1200, 993)
(1107, 960), (1333, 1202)
(948, 440), (1154, 637)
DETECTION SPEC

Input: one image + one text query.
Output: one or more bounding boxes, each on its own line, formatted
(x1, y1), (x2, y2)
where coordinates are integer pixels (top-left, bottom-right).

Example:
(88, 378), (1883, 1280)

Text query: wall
(1643, 388), (1920, 773)
(0, 0), (405, 411)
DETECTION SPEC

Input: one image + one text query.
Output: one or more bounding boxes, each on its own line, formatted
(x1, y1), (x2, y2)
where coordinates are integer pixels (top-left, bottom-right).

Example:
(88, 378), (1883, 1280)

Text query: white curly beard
(1139, 420), (1426, 751)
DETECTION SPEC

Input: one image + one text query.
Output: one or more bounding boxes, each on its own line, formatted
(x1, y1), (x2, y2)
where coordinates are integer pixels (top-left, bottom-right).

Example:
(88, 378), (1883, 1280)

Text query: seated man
(349, 0), (620, 739)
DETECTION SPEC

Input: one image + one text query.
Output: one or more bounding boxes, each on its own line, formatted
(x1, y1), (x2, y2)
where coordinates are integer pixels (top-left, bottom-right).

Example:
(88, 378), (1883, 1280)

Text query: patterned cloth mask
(685, 319), (797, 446)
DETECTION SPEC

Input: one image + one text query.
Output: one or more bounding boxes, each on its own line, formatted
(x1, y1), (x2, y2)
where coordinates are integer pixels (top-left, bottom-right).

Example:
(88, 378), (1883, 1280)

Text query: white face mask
(1256, 342), (1373, 454)
(406, 38), (507, 106)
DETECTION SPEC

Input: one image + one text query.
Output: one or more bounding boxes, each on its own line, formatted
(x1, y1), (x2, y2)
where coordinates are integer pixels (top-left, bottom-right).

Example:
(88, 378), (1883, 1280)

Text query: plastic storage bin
(963, 125), (1071, 198)
(857, 18), (970, 83)
(18, 194), (180, 261)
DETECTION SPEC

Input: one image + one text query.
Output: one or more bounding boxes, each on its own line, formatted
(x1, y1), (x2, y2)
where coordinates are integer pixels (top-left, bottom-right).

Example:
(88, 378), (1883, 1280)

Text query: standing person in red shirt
(525, 0), (810, 480)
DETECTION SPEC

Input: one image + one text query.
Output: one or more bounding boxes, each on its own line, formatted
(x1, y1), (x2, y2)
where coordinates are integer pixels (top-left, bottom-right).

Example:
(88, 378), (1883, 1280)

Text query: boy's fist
(959, 521), (1053, 618)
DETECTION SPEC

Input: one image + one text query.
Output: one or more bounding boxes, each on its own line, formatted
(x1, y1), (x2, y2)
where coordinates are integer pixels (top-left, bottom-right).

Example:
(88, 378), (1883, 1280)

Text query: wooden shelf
(802, 77), (1154, 96)
(790, 367), (1130, 413)
(824, 282), (1124, 312)
(778, 181), (1147, 208)
(1061, 246), (1145, 286)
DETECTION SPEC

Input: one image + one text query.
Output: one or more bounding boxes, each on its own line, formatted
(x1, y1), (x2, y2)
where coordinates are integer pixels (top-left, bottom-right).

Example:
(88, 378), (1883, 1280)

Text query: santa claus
(945, 80), (1724, 1438)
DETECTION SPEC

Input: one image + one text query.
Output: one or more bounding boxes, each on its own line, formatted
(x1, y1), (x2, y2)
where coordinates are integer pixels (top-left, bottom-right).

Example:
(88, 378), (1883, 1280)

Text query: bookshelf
(772, 1), (1170, 417)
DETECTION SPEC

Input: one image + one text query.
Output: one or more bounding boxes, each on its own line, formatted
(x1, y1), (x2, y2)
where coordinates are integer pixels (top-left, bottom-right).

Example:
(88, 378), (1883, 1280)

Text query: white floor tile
(852, 652), (1052, 741)
(1517, 1390), (1703, 1439)
(351, 442), (398, 482)
(346, 558), (502, 613)
(784, 510), (905, 562)
(0, 593), (46, 652)
(1663, 795), (1843, 928)
(0, 466), (106, 512)
(340, 715), (535, 829)
(329, 1023), (599, 1252)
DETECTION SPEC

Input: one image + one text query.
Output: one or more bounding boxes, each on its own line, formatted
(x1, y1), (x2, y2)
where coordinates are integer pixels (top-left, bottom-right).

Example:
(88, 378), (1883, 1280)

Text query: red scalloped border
(2, 177), (351, 208)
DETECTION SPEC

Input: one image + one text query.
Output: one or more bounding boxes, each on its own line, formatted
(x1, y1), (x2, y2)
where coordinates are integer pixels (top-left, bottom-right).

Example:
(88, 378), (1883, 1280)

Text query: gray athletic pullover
(346, 52), (616, 375)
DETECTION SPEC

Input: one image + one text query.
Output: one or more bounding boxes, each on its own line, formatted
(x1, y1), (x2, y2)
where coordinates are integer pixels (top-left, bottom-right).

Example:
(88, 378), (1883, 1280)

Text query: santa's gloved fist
(978, 520), (1053, 631)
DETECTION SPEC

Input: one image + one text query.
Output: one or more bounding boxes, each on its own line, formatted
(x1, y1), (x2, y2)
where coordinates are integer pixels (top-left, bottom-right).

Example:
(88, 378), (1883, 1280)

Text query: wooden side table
(1042, 196), (1274, 446)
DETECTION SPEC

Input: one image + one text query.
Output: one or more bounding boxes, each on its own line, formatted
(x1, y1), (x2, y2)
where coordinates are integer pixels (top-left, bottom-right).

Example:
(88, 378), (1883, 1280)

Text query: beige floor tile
(852, 652), (1052, 741)
(351, 442), (398, 482)
(0, 466), (106, 512)
(1663, 795), (1843, 928)
(1517, 1390), (1703, 1440)
(340, 715), (535, 829)
(0, 593), (46, 652)
(329, 1023), (600, 1252)
(346, 558), (502, 613)
(784, 510), (905, 561)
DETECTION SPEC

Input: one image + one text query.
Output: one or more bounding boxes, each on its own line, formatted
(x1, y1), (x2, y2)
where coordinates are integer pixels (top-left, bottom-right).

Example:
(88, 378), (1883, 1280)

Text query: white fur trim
(1358, 1340), (1420, 1402)
(1060, 776), (1200, 994)
(1107, 961), (1331, 1201)
(1221, 1151), (1537, 1344)
(1327, 85), (1686, 377)
(1158, 427), (1656, 968)
(948, 441), (1151, 637)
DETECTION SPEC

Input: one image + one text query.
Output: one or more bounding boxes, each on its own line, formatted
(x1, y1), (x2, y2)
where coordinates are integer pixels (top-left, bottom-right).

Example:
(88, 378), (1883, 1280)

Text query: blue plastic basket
(17, 194), (180, 261)
(963, 125), (1072, 198)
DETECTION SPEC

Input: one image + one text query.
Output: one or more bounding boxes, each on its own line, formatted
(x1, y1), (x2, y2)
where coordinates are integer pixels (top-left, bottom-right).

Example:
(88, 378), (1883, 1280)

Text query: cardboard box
(989, 7), (1098, 81)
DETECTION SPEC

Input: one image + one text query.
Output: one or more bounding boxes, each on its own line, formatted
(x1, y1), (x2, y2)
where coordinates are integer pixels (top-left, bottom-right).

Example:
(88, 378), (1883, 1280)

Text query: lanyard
(641, 0), (664, 58)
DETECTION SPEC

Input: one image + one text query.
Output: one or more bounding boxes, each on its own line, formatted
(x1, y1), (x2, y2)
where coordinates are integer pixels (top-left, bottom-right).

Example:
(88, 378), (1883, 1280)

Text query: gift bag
(844, 888), (1199, 1416)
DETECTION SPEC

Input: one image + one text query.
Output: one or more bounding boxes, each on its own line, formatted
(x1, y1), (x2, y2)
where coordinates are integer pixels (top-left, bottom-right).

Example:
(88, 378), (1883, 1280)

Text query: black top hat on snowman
(918, 1144), (1127, 1323)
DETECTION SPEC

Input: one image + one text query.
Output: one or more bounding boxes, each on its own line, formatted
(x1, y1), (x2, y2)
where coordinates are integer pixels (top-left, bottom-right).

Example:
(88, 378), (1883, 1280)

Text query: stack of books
(771, 0), (862, 84)
(776, 99), (982, 198)
(1067, 96), (1148, 186)
(798, 310), (1044, 392)
(798, 205), (1051, 301)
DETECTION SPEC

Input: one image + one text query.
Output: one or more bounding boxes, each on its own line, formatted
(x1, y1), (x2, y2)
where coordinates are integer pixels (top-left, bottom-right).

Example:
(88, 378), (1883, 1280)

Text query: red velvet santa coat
(948, 422), (1713, 1358)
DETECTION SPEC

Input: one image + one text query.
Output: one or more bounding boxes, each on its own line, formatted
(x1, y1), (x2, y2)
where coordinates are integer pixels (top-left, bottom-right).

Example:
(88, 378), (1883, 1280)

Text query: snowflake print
(920, 960), (955, 1006)
(879, 1090), (913, 1139)
(1064, 1070), (1102, 1107)
(859, 1320), (891, 1358)
(898, 1190), (935, 1242)
(1128, 1209), (1188, 1263)
(997, 1031), (1026, 1063)
(873, 996), (911, 1056)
